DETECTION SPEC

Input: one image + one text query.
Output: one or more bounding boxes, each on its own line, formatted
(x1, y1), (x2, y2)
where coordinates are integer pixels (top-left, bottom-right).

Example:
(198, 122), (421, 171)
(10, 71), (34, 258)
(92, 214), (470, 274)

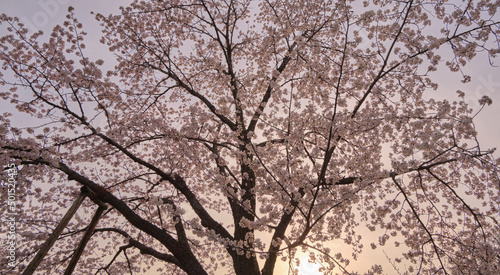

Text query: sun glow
(298, 258), (323, 275)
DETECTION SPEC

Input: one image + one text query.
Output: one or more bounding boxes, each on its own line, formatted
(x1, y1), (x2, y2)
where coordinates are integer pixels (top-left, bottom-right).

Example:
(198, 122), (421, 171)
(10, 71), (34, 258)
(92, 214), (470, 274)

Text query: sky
(1, 1), (499, 274)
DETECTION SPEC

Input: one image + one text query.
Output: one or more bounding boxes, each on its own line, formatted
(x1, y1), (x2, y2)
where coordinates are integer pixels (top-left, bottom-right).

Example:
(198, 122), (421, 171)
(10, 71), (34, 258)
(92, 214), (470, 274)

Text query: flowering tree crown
(1, 0), (499, 274)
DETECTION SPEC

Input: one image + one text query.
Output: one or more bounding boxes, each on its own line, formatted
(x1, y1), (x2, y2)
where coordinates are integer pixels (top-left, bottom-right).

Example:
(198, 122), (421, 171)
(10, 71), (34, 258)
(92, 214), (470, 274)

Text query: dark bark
(230, 134), (261, 275)
(58, 163), (208, 275)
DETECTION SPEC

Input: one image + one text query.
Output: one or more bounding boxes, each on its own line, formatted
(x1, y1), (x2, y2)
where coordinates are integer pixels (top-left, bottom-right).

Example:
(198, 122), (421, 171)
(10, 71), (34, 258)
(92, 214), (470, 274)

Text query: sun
(298, 258), (323, 275)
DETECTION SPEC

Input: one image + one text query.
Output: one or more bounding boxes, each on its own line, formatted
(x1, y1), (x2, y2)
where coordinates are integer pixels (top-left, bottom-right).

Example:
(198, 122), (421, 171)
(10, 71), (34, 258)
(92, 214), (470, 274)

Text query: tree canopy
(1, 0), (500, 274)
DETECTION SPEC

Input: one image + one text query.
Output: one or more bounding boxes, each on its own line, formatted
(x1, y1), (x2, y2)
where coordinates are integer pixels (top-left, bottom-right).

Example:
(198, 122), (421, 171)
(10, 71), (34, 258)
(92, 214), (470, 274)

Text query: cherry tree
(1, 0), (500, 274)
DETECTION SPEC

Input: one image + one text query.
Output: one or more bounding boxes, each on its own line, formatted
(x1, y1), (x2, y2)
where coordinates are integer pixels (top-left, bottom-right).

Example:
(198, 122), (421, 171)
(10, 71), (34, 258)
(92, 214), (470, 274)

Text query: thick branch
(81, 127), (233, 242)
(57, 163), (207, 275)
(94, 227), (181, 266)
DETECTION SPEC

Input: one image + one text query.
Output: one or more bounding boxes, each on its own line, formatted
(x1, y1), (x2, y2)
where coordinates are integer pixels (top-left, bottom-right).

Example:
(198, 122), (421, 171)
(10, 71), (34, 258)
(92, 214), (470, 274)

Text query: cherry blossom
(1, 0), (500, 274)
